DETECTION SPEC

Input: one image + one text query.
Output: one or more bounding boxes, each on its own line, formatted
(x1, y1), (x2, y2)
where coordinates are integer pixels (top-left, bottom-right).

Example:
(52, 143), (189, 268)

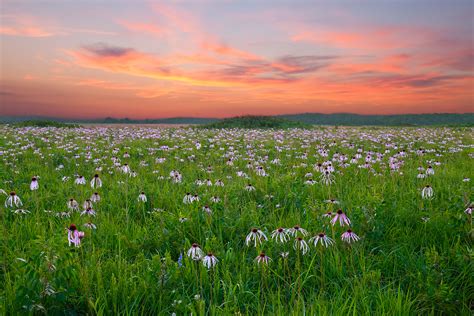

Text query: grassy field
(1, 125), (473, 315)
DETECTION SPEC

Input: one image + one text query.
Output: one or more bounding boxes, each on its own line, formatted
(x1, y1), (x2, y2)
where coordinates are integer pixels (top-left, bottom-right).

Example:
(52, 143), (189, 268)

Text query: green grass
(1, 126), (473, 315)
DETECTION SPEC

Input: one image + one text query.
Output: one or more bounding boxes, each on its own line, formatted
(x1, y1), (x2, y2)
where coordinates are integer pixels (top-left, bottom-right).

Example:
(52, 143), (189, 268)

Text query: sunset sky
(1, 0), (473, 119)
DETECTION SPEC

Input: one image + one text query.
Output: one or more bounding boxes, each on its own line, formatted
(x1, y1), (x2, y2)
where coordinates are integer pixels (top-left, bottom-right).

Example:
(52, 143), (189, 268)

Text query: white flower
(67, 198), (79, 211)
(287, 225), (308, 237)
(245, 228), (268, 247)
(75, 176), (86, 185)
(202, 253), (218, 269)
(5, 192), (22, 208)
(309, 233), (334, 248)
(80, 207), (96, 217)
(138, 192), (147, 202)
(341, 230), (360, 243)
(255, 252), (272, 265)
(90, 174), (102, 188)
(271, 228), (289, 243)
(30, 177), (39, 190)
(187, 243), (204, 260)
(293, 237), (309, 255)
(421, 185), (434, 199)
(245, 184), (256, 191)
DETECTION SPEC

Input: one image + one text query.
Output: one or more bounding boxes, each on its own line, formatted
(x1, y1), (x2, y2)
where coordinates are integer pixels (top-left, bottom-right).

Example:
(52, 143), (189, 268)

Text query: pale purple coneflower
(202, 252), (218, 269)
(81, 207), (96, 217)
(75, 175), (86, 185)
(421, 185), (434, 199)
(83, 199), (93, 209)
(255, 252), (272, 265)
(210, 196), (221, 203)
(183, 193), (193, 204)
(30, 177), (39, 190)
(5, 191), (22, 208)
(187, 243), (204, 260)
(90, 192), (100, 203)
(67, 198), (79, 211)
(309, 232), (334, 248)
(245, 228), (268, 247)
(341, 229), (360, 243)
(271, 227), (289, 243)
(245, 183), (256, 191)
(426, 166), (434, 175)
(83, 222), (97, 229)
(202, 205), (212, 215)
(465, 206), (472, 215)
(68, 224), (84, 247)
(138, 192), (147, 202)
(287, 225), (309, 237)
(293, 237), (309, 255)
(90, 174), (102, 188)
(331, 209), (351, 226)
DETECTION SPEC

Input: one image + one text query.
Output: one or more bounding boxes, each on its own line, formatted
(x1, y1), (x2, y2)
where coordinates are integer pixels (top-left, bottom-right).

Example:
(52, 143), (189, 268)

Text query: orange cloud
(0, 26), (53, 37)
(118, 20), (166, 36)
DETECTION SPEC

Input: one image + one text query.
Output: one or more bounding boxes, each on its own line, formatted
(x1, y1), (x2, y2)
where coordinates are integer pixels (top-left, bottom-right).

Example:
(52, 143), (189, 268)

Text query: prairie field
(1, 125), (473, 315)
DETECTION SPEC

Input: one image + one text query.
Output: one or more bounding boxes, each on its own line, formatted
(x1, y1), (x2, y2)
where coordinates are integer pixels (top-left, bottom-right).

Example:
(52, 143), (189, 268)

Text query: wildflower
(67, 198), (79, 211)
(256, 166), (267, 176)
(202, 253), (218, 269)
(463, 178), (470, 182)
(178, 253), (183, 267)
(12, 209), (30, 215)
(341, 229), (360, 243)
(320, 170), (334, 185)
(5, 191), (22, 208)
(30, 177), (39, 190)
(255, 252), (272, 265)
(81, 207), (96, 217)
(309, 233), (334, 248)
(179, 217), (188, 223)
(68, 224), (84, 247)
(287, 225), (309, 237)
(210, 196), (221, 203)
(121, 164), (130, 173)
(280, 251), (289, 259)
(293, 237), (309, 255)
(187, 243), (204, 260)
(421, 185), (434, 199)
(83, 222), (97, 229)
(75, 175), (86, 185)
(325, 199), (339, 204)
(83, 199), (93, 209)
(202, 205), (212, 215)
(183, 193), (193, 204)
(192, 194), (200, 202)
(322, 211), (333, 218)
(215, 179), (224, 187)
(138, 192), (147, 202)
(271, 227), (289, 243)
(331, 209), (351, 226)
(90, 192), (101, 203)
(426, 166), (434, 175)
(90, 174), (102, 188)
(245, 228), (268, 247)
(465, 206), (472, 215)
(245, 184), (256, 191)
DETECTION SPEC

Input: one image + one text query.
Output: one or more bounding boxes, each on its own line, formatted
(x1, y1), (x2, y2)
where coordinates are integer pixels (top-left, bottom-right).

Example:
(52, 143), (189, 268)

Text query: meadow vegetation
(1, 125), (473, 314)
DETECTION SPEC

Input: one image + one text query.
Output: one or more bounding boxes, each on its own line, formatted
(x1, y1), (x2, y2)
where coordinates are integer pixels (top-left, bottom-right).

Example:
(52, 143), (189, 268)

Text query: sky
(0, 0), (473, 119)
